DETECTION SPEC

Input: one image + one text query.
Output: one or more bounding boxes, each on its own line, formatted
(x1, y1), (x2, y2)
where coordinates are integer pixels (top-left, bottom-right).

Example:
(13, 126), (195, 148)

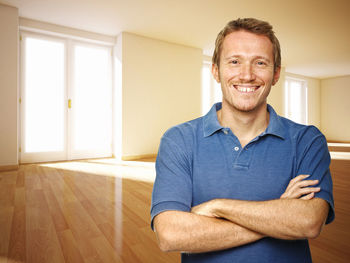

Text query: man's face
(212, 30), (280, 113)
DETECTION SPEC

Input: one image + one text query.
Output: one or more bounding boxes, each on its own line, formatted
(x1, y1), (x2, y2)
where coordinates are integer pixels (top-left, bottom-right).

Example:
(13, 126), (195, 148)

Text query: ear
(212, 63), (220, 83)
(272, 67), (281, 86)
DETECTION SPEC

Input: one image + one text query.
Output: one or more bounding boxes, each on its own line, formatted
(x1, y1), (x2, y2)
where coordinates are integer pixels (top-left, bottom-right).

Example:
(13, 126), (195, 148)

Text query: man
(151, 18), (334, 262)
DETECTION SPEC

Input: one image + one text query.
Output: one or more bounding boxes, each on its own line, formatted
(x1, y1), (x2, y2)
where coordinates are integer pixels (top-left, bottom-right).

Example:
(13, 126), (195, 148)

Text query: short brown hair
(212, 18), (281, 71)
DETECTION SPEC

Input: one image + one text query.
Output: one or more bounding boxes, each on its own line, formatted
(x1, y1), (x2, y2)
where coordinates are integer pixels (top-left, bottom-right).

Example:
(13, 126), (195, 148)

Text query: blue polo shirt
(151, 103), (334, 263)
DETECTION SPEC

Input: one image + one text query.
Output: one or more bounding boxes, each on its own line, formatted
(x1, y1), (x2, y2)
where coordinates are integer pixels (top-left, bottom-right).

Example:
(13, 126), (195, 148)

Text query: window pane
(24, 37), (65, 152)
(72, 45), (112, 151)
(284, 78), (307, 125)
(289, 81), (302, 123)
(202, 64), (211, 114)
(202, 62), (222, 115)
(213, 80), (222, 104)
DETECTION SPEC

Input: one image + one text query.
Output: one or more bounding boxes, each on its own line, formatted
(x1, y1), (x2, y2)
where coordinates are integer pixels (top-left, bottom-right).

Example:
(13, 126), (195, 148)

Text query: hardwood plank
(26, 189), (65, 263)
(57, 230), (85, 263)
(0, 207), (14, 261)
(7, 187), (26, 263)
(16, 169), (25, 187)
(90, 236), (123, 263)
(25, 165), (42, 191)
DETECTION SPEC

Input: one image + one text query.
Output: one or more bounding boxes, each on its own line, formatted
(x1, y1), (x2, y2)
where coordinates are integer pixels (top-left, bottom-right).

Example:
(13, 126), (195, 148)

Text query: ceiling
(2, 0), (350, 79)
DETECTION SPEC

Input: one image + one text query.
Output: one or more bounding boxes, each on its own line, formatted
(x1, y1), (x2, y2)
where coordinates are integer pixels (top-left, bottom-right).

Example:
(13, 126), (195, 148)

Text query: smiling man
(151, 18), (334, 263)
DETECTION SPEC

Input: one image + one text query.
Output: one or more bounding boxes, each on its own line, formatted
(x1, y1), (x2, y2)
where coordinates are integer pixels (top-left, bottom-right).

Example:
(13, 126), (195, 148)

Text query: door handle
(68, 99), (72, 109)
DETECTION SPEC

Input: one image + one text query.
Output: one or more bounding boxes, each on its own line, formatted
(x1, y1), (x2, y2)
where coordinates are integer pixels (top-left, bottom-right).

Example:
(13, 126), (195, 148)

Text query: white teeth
(235, 86), (257, 93)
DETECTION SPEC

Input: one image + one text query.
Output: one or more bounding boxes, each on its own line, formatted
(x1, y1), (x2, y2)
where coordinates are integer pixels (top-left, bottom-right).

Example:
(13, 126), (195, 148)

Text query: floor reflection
(0, 159), (179, 263)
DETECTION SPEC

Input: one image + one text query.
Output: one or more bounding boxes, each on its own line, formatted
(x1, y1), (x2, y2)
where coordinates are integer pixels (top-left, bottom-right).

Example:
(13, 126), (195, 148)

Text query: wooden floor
(309, 158), (350, 263)
(0, 157), (349, 263)
(0, 158), (179, 263)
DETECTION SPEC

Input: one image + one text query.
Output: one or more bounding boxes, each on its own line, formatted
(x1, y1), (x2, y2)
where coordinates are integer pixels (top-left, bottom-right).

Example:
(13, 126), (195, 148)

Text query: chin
(236, 106), (256, 113)
(232, 101), (266, 113)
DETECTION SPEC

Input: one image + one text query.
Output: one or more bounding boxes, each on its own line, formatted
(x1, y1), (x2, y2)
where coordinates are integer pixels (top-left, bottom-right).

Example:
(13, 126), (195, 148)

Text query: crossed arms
(153, 174), (329, 253)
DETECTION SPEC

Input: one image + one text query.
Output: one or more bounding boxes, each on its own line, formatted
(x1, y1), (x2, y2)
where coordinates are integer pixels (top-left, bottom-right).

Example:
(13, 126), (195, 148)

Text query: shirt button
(234, 146), (239, 151)
(223, 130), (228, 135)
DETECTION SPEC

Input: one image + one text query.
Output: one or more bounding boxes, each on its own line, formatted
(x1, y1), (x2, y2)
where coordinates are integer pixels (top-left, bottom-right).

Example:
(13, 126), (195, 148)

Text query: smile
(233, 85), (260, 93)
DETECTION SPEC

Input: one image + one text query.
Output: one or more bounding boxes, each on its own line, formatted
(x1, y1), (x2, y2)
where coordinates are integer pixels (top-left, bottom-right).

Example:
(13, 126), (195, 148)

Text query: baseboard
(122, 154), (157, 161)
(327, 140), (350, 144)
(0, 164), (19, 172)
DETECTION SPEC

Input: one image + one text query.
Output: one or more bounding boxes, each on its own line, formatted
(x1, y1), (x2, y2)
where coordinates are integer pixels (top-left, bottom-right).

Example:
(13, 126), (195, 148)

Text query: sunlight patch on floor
(39, 159), (156, 183)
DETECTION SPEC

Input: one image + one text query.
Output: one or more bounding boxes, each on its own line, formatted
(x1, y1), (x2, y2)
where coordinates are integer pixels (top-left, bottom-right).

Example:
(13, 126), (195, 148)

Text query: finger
(290, 174), (310, 184)
(287, 180), (319, 196)
(295, 179), (319, 188)
(282, 186), (320, 199)
(301, 192), (314, 200)
(298, 187), (321, 196)
(286, 175), (311, 191)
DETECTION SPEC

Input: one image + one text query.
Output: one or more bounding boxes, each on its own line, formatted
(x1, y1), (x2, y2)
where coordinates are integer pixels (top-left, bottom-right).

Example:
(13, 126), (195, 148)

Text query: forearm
(154, 210), (264, 253)
(210, 198), (328, 240)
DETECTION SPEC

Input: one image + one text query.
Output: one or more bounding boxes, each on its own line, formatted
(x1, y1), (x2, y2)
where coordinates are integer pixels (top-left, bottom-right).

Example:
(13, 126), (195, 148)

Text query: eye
(230, 60), (239, 65)
(256, 61), (266, 66)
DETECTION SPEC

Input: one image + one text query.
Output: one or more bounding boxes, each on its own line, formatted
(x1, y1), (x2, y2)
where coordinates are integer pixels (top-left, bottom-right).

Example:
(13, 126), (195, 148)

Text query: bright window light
(202, 64), (211, 114)
(284, 77), (308, 124)
(73, 45), (112, 151)
(202, 61), (222, 115)
(24, 37), (65, 152)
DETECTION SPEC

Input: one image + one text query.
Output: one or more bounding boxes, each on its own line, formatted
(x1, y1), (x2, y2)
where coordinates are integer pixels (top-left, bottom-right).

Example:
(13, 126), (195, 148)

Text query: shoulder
(278, 116), (325, 143)
(161, 116), (203, 146)
(277, 118), (329, 164)
(157, 117), (203, 170)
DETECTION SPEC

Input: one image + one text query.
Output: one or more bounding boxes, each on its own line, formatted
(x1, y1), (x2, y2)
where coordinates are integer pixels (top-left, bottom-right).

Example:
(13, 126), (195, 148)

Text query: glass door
(20, 33), (67, 163)
(68, 42), (112, 159)
(20, 33), (112, 163)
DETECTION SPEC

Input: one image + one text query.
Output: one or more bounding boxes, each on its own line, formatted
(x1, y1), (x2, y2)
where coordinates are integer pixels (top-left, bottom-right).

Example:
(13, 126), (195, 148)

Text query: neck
(217, 102), (269, 148)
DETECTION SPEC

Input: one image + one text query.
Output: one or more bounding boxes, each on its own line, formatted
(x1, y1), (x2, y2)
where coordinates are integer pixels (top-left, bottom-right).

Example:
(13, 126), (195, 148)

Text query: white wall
(0, 4), (18, 167)
(119, 32), (202, 158)
(19, 17), (115, 45)
(321, 75), (350, 142)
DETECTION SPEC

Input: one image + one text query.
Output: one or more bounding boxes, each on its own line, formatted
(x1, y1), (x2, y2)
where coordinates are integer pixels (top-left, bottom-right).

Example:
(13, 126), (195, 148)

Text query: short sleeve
(150, 131), (193, 230)
(296, 127), (335, 224)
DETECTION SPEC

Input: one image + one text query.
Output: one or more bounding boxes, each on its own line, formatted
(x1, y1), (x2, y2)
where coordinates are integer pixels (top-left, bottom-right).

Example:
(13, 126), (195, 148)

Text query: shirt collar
(203, 103), (223, 137)
(203, 103), (286, 139)
(264, 104), (286, 139)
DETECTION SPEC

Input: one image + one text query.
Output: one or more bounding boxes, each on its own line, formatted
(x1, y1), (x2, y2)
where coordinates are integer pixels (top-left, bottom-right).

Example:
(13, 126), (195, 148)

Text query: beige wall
(0, 4), (18, 166)
(321, 75), (350, 142)
(267, 67), (285, 115)
(307, 77), (321, 128)
(119, 32), (202, 158)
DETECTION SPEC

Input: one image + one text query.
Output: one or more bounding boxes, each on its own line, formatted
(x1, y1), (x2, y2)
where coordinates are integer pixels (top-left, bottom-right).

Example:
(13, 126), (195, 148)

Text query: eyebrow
(224, 55), (272, 63)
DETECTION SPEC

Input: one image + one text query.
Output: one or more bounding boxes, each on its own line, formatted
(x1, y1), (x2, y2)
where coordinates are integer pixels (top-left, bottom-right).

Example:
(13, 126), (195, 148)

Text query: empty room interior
(0, 0), (349, 262)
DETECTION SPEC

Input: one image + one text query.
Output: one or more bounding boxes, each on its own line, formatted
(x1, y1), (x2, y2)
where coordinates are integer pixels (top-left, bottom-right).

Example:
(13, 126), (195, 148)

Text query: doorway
(20, 32), (112, 163)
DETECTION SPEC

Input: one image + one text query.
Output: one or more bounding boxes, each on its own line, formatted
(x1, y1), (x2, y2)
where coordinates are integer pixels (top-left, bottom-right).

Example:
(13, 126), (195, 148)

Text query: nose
(239, 63), (256, 82)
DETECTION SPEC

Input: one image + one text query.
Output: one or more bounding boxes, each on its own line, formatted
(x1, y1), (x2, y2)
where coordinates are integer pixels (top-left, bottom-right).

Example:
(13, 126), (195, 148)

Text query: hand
(280, 174), (320, 200)
(191, 199), (220, 218)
